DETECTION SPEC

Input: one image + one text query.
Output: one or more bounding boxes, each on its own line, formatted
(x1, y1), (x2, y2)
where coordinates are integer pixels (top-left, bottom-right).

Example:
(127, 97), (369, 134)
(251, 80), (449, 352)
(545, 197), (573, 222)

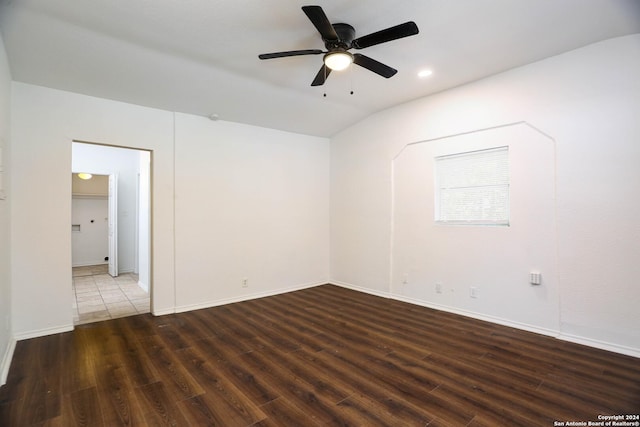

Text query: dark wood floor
(1, 285), (638, 426)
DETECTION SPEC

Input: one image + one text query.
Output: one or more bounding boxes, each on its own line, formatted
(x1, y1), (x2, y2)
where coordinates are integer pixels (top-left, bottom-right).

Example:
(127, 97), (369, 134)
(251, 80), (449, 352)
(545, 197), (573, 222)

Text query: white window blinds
(435, 146), (509, 225)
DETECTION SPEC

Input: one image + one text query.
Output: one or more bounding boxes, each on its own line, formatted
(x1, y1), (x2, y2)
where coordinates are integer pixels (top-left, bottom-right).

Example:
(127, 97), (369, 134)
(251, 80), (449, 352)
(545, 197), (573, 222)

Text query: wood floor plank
(236, 349), (343, 424)
(330, 396), (400, 427)
(67, 387), (104, 427)
(93, 353), (147, 426)
(388, 352), (544, 425)
(252, 342), (388, 424)
(137, 381), (190, 426)
(255, 397), (322, 427)
(225, 304), (304, 353)
(538, 374), (639, 413)
(336, 393), (432, 426)
(267, 293), (427, 358)
(178, 392), (265, 427)
(289, 346), (392, 402)
(1, 284), (638, 426)
(4, 335), (63, 425)
(289, 347), (441, 422)
(189, 338), (279, 406)
(0, 399), (18, 425)
(288, 290), (486, 359)
(59, 331), (97, 394)
(151, 316), (192, 351)
(110, 340), (159, 389)
(138, 334), (205, 401)
(238, 301), (327, 352)
(251, 337), (350, 404)
(157, 311), (219, 345)
(174, 346), (267, 425)
(324, 348), (476, 425)
(0, 338), (38, 404)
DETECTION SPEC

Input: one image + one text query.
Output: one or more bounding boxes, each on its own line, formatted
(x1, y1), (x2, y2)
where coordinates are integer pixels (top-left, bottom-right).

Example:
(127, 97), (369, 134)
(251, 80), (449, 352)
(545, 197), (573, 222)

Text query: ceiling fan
(258, 5), (419, 86)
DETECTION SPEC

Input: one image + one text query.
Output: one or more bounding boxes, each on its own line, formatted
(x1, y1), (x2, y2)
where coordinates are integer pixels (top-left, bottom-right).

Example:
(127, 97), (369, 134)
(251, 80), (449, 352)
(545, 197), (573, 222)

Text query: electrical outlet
(242, 278), (248, 288)
(435, 282), (443, 294)
(470, 287), (479, 298)
(530, 272), (542, 285)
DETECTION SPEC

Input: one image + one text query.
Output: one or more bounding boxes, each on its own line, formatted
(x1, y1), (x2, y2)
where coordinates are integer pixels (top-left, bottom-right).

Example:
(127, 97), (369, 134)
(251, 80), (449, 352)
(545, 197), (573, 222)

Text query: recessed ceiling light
(418, 69), (433, 78)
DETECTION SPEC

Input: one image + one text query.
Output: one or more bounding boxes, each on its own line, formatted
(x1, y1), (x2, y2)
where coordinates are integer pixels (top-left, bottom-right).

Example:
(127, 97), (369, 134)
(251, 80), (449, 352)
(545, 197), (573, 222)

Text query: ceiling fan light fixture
(324, 51), (353, 71)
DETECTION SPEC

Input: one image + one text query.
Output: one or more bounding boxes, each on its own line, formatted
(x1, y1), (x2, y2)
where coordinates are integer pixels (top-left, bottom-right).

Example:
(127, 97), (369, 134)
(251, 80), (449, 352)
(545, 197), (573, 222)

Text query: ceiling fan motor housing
(325, 23), (356, 50)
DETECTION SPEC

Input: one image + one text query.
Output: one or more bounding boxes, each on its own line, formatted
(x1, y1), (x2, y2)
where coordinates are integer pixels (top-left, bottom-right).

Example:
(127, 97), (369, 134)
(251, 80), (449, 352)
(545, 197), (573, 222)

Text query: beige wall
(0, 32), (12, 385)
(71, 173), (108, 196)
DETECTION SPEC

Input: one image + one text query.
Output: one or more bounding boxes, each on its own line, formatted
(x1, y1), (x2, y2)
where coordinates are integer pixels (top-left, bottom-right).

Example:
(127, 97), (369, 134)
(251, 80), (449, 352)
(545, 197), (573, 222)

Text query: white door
(108, 174), (118, 277)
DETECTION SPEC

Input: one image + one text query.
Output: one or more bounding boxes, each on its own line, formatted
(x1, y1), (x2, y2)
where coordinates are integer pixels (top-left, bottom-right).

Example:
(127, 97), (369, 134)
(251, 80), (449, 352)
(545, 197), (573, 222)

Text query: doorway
(71, 142), (151, 324)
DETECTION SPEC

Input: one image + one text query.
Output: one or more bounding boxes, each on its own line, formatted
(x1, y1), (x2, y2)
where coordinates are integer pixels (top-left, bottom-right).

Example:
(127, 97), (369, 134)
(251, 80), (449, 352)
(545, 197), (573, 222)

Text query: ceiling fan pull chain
(350, 65), (355, 95)
(323, 66), (328, 97)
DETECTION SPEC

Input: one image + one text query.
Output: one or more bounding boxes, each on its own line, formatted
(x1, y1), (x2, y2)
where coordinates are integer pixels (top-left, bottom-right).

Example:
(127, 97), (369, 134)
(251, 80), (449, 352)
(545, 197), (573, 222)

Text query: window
(435, 146), (509, 226)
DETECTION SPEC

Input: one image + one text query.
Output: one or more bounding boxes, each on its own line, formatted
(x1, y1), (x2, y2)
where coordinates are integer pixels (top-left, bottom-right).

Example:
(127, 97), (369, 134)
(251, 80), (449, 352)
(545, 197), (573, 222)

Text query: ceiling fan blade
(259, 49), (324, 60)
(302, 5), (339, 41)
(311, 64), (332, 86)
(353, 54), (397, 78)
(352, 21), (419, 49)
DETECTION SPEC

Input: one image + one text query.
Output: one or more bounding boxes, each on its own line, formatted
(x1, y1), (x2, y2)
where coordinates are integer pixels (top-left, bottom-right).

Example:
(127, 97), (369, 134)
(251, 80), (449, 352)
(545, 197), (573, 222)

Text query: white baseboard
(331, 280), (392, 300)
(72, 261), (108, 268)
(331, 281), (639, 358)
(1, 337), (16, 386)
(13, 324), (74, 341)
(558, 333), (640, 359)
(334, 280), (557, 337)
(138, 280), (148, 293)
(174, 281), (327, 314)
(152, 307), (175, 316)
(392, 293), (559, 338)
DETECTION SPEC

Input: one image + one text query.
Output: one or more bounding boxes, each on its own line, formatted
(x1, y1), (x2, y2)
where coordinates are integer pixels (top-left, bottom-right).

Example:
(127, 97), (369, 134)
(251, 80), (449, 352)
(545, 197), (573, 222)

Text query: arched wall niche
(391, 122), (559, 333)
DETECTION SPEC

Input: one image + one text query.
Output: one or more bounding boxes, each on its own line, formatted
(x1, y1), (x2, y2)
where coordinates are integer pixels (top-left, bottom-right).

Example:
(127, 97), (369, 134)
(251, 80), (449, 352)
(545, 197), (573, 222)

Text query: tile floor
(72, 264), (150, 325)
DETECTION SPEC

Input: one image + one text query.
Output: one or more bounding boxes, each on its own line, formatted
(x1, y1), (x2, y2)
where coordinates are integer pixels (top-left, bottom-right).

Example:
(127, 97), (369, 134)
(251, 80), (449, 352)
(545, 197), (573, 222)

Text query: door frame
(71, 140), (153, 315)
(108, 173), (118, 277)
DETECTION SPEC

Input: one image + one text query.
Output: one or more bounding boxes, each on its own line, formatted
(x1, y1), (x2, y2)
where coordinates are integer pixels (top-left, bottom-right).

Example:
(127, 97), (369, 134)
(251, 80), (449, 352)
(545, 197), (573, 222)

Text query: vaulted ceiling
(1, 0), (639, 136)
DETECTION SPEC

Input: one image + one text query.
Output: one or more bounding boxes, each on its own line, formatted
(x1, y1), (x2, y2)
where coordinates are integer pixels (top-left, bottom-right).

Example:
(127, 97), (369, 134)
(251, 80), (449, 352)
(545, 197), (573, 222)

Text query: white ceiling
(1, 0), (639, 137)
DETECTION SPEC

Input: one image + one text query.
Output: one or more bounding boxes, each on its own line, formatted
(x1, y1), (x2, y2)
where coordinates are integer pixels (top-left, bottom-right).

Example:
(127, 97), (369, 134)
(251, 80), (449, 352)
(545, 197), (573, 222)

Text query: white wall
(71, 197), (108, 266)
(72, 142), (142, 273)
(330, 34), (640, 356)
(10, 83), (175, 337)
(392, 124), (558, 333)
(0, 32), (13, 385)
(9, 83), (331, 339)
(173, 113), (330, 311)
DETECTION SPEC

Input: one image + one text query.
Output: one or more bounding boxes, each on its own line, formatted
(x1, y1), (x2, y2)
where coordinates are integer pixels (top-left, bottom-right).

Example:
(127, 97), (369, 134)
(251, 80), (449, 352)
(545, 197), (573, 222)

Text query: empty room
(0, 1), (639, 425)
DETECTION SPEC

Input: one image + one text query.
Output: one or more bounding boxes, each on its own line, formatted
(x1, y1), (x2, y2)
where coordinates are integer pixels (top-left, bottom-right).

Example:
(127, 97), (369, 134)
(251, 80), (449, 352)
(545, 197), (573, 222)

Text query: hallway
(72, 264), (150, 324)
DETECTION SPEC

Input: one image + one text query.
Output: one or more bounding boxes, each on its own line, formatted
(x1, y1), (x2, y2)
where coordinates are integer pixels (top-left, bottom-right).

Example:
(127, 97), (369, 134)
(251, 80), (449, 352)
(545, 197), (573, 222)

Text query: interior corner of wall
(0, 335), (17, 386)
